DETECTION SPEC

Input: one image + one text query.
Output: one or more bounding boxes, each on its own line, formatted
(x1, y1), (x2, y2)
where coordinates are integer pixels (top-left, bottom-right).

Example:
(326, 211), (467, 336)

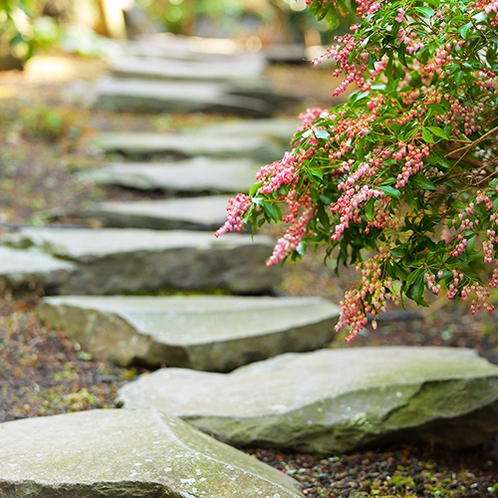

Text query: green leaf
(262, 203), (282, 222)
(411, 174), (437, 191)
(406, 267), (423, 286)
(414, 6), (435, 17)
(459, 22), (473, 40)
(390, 246), (406, 258)
(249, 182), (262, 196)
(365, 197), (375, 221)
(421, 128), (434, 143)
(379, 185), (401, 198)
(404, 184), (419, 209)
(466, 235), (477, 254)
(314, 129), (330, 140)
(427, 126), (448, 139)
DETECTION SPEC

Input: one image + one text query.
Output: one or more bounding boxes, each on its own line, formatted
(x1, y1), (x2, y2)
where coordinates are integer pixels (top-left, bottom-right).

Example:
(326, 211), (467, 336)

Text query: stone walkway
(2, 36), (498, 497)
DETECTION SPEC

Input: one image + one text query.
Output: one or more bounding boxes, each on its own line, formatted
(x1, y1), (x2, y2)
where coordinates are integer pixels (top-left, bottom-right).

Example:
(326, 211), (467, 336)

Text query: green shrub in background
(0, 0), (60, 62)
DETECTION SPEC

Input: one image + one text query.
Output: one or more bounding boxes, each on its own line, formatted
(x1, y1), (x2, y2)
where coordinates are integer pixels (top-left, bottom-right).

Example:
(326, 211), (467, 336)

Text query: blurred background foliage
(0, 0), (356, 67)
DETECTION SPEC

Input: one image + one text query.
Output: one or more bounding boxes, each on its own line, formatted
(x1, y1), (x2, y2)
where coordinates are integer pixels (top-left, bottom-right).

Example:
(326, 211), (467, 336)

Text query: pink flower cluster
(266, 206), (314, 266)
(256, 152), (297, 195)
(394, 143), (430, 188)
(397, 27), (424, 54)
(214, 193), (252, 237)
(330, 185), (384, 241)
(335, 254), (400, 341)
(425, 272), (442, 295)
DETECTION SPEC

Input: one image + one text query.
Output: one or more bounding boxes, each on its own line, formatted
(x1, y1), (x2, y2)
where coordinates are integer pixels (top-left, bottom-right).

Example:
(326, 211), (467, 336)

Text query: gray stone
(121, 36), (265, 63)
(90, 77), (276, 117)
(263, 44), (307, 64)
(39, 295), (340, 369)
(0, 246), (75, 293)
(1, 228), (281, 294)
(110, 56), (266, 83)
(189, 117), (298, 145)
(67, 196), (231, 231)
(77, 157), (260, 193)
(89, 130), (284, 163)
(0, 408), (304, 498)
(117, 347), (498, 453)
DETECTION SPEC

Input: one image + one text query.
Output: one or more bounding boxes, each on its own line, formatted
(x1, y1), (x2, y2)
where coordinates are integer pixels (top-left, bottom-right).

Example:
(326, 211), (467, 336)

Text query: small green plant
(19, 103), (82, 143)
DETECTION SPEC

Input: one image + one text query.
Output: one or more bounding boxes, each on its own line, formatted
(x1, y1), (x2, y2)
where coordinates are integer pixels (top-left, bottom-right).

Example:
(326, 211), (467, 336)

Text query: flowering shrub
(216, 0), (498, 341)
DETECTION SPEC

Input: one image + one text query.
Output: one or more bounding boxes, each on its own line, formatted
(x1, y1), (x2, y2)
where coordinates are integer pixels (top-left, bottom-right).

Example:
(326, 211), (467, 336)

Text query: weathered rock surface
(189, 117), (298, 144)
(90, 77), (277, 117)
(110, 56), (266, 83)
(0, 408), (304, 498)
(1, 228), (281, 294)
(117, 347), (498, 453)
(39, 295), (340, 369)
(90, 129), (284, 163)
(66, 196), (231, 231)
(0, 246), (75, 293)
(77, 157), (260, 193)
(121, 36), (265, 63)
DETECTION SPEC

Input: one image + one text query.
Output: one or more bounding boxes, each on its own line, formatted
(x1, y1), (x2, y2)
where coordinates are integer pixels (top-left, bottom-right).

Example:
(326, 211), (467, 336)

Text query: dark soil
(1, 51), (498, 497)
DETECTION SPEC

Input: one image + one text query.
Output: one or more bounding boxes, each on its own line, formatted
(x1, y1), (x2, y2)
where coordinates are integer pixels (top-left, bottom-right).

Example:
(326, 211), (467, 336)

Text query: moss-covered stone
(117, 347), (498, 453)
(0, 409), (304, 497)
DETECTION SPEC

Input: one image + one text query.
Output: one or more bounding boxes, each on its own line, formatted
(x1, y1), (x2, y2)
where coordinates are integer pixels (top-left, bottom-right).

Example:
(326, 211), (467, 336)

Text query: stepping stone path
(0, 409), (304, 498)
(90, 37), (302, 115)
(5, 35), (498, 496)
(65, 195), (232, 231)
(39, 295), (340, 370)
(117, 347), (498, 453)
(1, 228), (280, 294)
(77, 157), (260, 193)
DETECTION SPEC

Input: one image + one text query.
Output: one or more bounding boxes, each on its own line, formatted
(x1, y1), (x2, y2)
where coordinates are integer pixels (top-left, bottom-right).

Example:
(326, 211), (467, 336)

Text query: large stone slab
(39, 295), (340, 370)
(0, 408), (304, 498)
(121, 36), (265, 62)
(67, 196), (231, 231)
(189, 117), (298, 144)
(110, 56), (266, 83)
(1, 228), (281, 294)
(0, 246), (75, 293)
(76, 157), (260, 193)
(117, 347), (498, 453)
(90, 130), (284, 163)
(90, 77), (277, 117)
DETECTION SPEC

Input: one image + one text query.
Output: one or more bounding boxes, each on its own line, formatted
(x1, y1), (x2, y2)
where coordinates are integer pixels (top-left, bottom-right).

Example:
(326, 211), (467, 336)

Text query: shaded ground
(1, 51), (498, 497)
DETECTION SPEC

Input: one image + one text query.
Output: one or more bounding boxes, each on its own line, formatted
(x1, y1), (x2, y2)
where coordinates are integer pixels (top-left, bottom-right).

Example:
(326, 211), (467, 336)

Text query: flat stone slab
(0, 246), (75, 293)
(121, 36), (266, 63)
(189, 117), (298, 144)
(89, 130), (284, 163)
(77, 157), (260, 193)
(118, 347), (498, 453)
(39, 295), (340, 370)
(0, 408), (303, 498)
(67, 196), (231, 231)
(1, 228), (281, 295)
(110, 56), (266, 83)
(90, 77), (277, 117)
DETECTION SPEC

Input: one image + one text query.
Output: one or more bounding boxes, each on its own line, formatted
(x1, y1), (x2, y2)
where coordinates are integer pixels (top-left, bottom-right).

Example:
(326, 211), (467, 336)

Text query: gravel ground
(1, 51), (498, 497)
